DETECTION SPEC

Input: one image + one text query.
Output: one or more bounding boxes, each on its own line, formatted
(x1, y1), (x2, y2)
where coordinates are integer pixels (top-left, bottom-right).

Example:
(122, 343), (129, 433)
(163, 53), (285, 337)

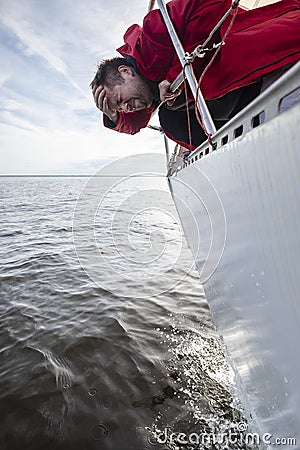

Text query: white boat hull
(169, 99), (300, 445)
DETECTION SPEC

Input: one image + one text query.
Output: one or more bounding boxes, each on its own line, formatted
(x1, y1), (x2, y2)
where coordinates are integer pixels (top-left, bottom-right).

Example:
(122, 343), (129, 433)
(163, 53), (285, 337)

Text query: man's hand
(92, 85), (118, 124)
(158, 80), (181, 106)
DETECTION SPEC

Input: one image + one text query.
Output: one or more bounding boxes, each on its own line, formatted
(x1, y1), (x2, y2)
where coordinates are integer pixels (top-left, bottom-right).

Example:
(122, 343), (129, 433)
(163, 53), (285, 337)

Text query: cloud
(0, 115), (164, 175)
(0, 0), (166, 175)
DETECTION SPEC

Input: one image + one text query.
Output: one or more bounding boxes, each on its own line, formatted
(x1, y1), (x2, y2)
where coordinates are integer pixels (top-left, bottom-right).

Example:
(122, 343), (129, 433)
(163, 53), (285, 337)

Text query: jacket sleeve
(103, 107), (155, 135)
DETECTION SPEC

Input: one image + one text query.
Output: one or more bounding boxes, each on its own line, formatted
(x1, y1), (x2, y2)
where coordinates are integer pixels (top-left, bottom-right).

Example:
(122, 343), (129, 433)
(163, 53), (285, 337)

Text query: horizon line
(0, 174), (166, 178)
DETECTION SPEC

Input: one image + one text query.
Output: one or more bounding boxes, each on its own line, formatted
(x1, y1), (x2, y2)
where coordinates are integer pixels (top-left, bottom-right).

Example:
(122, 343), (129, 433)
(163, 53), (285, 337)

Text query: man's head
(90, 57), (154, 112)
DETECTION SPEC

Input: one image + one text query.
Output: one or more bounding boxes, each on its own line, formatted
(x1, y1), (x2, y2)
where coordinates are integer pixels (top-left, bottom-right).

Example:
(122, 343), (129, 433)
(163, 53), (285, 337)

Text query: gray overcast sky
(0, 0), (164, 174)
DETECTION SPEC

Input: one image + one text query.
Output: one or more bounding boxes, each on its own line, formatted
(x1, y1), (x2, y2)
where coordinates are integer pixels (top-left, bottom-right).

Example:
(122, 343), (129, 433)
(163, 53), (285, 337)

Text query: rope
(194, 5), (239, 143)
(192, 0), (240, 61)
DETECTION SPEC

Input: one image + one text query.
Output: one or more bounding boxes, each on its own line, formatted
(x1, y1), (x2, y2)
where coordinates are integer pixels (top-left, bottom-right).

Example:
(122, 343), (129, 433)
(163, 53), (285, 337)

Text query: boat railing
(177, 61), (300, 172)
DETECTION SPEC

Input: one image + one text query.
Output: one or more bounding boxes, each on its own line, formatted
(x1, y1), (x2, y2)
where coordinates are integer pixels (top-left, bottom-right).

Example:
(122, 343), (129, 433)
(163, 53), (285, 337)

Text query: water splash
(148, 325), (258, 450)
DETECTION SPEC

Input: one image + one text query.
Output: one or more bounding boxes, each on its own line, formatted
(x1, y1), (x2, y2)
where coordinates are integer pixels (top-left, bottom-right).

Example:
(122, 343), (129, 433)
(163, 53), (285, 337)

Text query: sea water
(0, 176), (255, 450)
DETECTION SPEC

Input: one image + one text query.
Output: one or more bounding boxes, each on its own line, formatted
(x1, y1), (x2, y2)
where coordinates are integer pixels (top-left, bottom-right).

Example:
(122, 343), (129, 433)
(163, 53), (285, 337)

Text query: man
(91, 0), (300, 149)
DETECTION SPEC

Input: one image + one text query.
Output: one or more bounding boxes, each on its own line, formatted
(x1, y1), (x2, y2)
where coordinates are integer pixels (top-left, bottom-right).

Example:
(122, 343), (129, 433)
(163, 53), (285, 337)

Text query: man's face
(104, 66), (154, 113)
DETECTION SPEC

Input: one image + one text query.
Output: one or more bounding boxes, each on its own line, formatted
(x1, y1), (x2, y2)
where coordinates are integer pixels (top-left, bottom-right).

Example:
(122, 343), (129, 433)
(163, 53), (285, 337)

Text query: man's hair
(90, 57), (134, 90)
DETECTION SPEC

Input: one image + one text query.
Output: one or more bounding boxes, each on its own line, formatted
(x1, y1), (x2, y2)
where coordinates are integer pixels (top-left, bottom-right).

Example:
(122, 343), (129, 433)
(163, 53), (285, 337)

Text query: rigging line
(169, 0), (241, 94)
(195, 5), (239, 143)
(191, 0), (241, 61)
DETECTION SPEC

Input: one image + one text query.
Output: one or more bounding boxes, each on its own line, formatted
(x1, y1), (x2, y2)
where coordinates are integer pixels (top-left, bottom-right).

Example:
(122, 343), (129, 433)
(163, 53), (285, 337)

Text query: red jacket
(105, 0), (300, 138)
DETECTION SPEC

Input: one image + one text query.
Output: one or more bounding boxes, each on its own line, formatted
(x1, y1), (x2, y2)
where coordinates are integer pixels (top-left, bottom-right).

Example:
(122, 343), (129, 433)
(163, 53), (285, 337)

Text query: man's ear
(118, 65), (135, 77)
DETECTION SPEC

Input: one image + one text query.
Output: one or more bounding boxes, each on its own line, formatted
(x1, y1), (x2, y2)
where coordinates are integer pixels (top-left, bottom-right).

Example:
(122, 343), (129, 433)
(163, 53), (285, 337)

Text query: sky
(0, 0), (164, 175)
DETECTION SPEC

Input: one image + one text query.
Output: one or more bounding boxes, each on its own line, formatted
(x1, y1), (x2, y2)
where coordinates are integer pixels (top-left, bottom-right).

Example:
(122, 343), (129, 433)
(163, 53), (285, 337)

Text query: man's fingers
(92, 85), (117, 123)
(102, 96), (108, 114)
(98, 90), (106, 111)
(96, 89), (106, 111)
(92, 85), (104, 109)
